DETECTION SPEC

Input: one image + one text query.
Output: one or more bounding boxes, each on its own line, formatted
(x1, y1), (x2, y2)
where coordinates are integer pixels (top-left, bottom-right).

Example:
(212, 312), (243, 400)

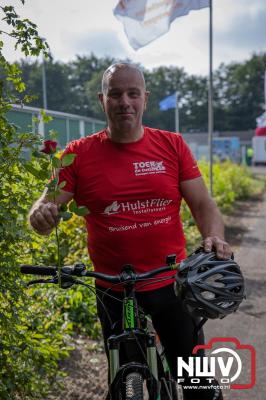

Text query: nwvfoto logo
(177, 337), (256, 390)
(104, 201), (120, 215)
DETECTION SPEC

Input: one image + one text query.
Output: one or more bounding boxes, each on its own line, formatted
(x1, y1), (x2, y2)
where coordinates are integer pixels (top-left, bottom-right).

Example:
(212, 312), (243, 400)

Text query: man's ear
(144, 91), (150, 110)
(98, 92), (105, 112)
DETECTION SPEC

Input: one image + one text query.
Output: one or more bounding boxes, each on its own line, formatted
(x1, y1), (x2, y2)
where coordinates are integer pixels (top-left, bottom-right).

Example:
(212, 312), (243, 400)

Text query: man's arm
(28, 188), (74, 235)
(180, 177), (232, 259)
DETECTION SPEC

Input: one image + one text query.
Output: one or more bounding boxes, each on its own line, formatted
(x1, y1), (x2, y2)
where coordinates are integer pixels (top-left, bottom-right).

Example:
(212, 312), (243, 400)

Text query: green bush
(0, 4), (73, 398)
(181, 160), (265, 250)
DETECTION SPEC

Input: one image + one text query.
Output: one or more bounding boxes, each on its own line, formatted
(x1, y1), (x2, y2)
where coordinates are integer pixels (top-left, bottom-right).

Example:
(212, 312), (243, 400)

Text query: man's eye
(110, 94), (120, 98)
(129, 92), (139, 97)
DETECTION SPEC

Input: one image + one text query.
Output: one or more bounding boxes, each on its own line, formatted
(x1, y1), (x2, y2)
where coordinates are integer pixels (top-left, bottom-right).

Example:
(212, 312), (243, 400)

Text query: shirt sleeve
(58, 141), (78, 193)
(177, 135), (201, 181)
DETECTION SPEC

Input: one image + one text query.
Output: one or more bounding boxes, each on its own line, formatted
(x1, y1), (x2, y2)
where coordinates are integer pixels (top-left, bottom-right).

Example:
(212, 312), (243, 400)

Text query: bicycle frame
(106, 264), (175, 399)
(20, 256), (179, 399)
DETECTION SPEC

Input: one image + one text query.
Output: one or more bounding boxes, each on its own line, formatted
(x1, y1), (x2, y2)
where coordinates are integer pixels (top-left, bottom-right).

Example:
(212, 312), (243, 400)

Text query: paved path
(205, 172), (266, 400)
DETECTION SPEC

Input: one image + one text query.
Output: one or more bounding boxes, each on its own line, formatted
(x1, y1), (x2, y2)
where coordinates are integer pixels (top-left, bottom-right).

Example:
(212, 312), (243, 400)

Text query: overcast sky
(3, 0), (266, 75)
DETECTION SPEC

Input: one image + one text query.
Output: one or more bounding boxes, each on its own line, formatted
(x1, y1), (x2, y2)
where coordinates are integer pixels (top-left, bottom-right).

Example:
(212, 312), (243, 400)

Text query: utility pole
(208, 0), (213, 196)
(42, 54), (47, 109)
(175, 91), (180, 132)
(41, 37), (48, 109)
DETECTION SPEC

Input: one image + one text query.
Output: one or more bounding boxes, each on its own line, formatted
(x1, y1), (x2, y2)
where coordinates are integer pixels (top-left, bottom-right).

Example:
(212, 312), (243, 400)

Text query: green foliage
(0, 3), (73, 399)
(15, 52), (266, 132)
(181, 160), (265, 251)
(0, 284), (73, 399)
(1, 4), (49, 57)
(198, 160), (263, 212)
(214, 53), (266, 130)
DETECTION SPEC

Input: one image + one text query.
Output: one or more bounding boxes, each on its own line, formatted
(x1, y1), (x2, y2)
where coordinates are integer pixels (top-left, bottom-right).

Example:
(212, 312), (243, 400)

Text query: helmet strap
(192, 317), (208, 347)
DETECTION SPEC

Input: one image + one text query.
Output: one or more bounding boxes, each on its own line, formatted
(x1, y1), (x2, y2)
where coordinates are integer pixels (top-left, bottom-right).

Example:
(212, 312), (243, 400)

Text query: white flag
(264, 70), (266, 107)
(256, 112), (266, 128)
(114, 0), (209, 50)
(256, 71), (266, 127)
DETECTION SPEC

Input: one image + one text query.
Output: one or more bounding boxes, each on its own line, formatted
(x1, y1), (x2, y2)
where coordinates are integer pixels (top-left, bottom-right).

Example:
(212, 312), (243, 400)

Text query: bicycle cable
(75, 280), (115, 326)
(133, 274), (177, 291)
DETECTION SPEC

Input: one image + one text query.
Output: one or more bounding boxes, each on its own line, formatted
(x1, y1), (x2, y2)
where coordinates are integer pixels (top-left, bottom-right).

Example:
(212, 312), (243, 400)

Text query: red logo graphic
(193, 337), (256, 389)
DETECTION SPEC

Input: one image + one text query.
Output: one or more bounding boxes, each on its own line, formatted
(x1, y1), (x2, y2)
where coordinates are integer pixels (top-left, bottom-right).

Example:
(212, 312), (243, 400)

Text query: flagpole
(175, 91), (179, 132)
(208, 0), (213, 196)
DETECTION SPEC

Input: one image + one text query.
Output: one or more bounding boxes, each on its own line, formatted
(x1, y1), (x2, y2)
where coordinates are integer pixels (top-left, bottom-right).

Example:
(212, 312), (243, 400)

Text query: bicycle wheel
(124, 372), (144, 400)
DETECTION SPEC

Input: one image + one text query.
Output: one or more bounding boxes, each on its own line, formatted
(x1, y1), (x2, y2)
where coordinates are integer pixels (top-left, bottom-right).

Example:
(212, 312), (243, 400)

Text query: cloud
(215, 7), (266, 50)
(65, 30), (129, 59)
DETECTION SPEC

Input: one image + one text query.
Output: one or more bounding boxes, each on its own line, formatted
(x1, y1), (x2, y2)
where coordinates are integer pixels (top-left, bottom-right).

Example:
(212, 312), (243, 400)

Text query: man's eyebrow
(128, 87), (141, 91)
(108, 87), (142, 94)
(108, 88), (121, 92)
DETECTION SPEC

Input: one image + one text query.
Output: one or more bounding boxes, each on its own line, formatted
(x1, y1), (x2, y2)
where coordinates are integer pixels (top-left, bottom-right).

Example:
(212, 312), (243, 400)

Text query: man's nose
(119, 93), (130, 107)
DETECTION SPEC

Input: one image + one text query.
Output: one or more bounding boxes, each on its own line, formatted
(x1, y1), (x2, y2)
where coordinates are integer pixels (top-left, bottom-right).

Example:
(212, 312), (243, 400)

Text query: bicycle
(20, 254), (181, 400)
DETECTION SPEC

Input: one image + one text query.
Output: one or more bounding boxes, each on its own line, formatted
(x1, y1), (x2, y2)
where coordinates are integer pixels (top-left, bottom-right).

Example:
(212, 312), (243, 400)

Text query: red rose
(40, 140), (58, 154)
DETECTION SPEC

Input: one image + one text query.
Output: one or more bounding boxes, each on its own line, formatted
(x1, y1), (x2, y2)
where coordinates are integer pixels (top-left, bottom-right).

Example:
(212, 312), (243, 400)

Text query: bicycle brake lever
(26, 275), (76, 289)
(54, 274), (77, 289)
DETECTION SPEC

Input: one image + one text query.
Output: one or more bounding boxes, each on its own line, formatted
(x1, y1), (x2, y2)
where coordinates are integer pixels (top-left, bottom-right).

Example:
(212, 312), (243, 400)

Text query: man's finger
(202, 237), (213, 252)
(40, 203), (59, 225)
(31, 210), (53, 231)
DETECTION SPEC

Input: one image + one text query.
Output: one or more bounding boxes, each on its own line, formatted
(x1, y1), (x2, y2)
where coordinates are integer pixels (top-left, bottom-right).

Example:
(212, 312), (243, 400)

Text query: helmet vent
(202, 291), (215, 300)
(205, 273), (224, 287)
(217, 301), (235, 309)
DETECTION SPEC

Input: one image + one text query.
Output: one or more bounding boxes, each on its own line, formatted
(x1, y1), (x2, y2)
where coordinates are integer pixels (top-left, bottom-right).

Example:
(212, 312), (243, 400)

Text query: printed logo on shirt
(104, 198), (172, 216)
(133, 160), (166, 176)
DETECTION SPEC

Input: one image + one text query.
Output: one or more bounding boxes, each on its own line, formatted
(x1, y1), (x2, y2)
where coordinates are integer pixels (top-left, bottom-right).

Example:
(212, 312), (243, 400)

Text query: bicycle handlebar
(21, 265), (58, 276)
(20, 254), (178, 286)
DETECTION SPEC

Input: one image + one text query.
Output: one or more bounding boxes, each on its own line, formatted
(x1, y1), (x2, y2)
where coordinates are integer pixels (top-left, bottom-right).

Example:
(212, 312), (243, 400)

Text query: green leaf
(51, 157), (61, 168)
(59, 211), (73, 221)
(58, 181), (66, 189)
(32, 333), (45, 339)
(46, 178), (58, 191)
(74, 206), (89, 217)
(40, 109), (53, 123)
(61, 153), (76, 167)
(59, 203), (68, 212)
(46, 189), (61, 200)
(69, 200), (77, 212)
(32, 150), (46, 159)
(23, 164), (43, 179)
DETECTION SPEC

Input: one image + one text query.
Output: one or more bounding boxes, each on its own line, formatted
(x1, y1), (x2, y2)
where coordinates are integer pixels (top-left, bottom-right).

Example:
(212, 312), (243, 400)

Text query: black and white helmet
(175, 248), (245, 319)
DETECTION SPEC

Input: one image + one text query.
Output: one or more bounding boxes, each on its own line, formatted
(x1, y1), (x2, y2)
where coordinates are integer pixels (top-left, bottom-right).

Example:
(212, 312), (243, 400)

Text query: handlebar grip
(20, 265), (57, 276)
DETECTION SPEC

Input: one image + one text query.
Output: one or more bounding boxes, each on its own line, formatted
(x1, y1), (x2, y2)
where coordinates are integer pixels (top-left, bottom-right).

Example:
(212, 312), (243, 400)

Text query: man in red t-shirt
(29, 63), (228, 399)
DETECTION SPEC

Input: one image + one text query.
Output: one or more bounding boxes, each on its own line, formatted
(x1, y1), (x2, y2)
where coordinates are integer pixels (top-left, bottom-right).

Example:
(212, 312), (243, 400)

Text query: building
(7, 104), (106, 148)
(182, 130), (254, 163)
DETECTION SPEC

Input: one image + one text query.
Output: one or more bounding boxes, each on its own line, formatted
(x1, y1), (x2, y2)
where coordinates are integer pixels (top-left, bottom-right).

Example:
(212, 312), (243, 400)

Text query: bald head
(101, 63), (146, 94)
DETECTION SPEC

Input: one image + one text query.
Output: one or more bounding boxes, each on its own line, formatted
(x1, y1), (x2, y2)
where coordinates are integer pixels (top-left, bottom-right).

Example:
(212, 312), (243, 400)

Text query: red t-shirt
(59, 127), (201, 291)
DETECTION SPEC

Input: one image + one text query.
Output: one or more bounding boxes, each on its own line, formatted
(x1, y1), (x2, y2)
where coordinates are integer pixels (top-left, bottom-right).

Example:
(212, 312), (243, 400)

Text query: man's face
(99, 68), (149, 134)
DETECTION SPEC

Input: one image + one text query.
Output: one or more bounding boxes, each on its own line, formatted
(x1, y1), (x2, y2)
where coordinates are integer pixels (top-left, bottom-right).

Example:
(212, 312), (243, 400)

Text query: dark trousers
(96, 282), (223, 400)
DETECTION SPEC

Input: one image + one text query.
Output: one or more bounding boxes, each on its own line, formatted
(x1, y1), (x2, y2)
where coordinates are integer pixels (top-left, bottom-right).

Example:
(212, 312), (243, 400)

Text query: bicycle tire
(124, 372), (144, 400)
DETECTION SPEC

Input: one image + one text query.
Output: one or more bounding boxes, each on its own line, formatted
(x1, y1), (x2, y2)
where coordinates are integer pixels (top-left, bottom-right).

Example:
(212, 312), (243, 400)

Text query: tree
(19, 59), (73, 112)
(14, 47), (266, 133)
(68, 53), (115, 116)
(214, 53), (266, 130)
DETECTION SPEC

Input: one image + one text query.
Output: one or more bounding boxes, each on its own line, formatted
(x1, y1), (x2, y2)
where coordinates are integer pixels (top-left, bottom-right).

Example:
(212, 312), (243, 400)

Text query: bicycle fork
(108, 293), (161, 398)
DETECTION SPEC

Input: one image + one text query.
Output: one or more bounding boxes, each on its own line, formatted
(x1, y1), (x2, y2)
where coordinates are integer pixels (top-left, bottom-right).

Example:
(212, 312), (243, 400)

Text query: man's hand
(29, 202), (60, 235)
(28, 189), (74, 235)
(203, 236), (232, 260)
